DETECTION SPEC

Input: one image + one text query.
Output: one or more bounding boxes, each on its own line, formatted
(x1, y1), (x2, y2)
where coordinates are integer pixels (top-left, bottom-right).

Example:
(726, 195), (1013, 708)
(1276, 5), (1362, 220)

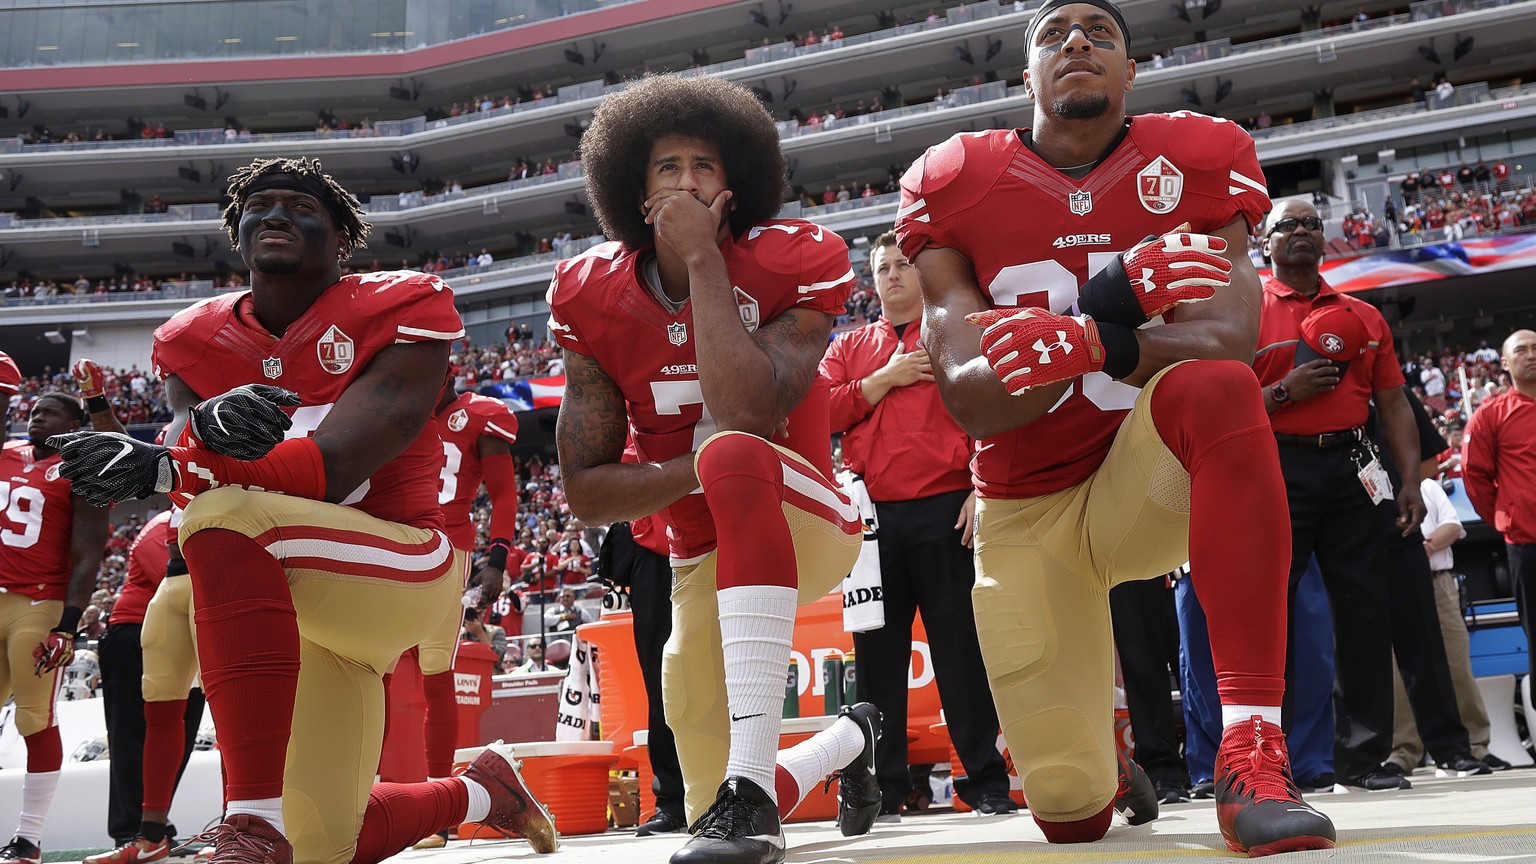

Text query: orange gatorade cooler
(455, 740), (619, 838)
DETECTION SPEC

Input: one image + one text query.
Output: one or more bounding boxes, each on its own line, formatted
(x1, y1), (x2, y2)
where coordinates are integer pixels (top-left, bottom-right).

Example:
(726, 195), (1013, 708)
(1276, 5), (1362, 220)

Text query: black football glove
(46, 431), (174, 507)
(189, 384), (301, 460)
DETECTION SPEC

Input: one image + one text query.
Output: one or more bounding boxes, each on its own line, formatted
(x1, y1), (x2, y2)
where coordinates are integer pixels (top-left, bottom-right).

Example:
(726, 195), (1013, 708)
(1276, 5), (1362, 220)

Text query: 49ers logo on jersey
(317, 325), (355, 374)
(44, 463), (61, 482)
(734, 287), (761, 332)
(1136, 157), (1184, 214)
(447, 408), (469, 432)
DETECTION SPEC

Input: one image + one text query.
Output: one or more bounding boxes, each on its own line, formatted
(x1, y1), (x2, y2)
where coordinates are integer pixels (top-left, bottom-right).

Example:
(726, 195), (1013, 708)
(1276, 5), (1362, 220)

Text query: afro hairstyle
(579, 74), (788, 249)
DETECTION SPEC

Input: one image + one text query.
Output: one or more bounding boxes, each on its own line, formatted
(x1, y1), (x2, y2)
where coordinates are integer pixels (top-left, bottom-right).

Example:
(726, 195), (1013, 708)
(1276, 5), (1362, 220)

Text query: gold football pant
(973, 365), (1193, 823)
(664, 432), (862, 822)
(179, 487), (463, 864)
(0, 592), (64, 736)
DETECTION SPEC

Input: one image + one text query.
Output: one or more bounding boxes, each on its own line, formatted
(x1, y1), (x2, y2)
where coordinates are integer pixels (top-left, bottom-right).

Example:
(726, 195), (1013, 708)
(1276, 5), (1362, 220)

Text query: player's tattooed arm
(66, 486), (112, 611)
(557, 349), (698, 525)
(745, 307), (835, 426)
(915, 247), (1071, 439)
(1120, 215), (1261, 386)
(314, 340), (446, 502)
(161, 374), (204, 450)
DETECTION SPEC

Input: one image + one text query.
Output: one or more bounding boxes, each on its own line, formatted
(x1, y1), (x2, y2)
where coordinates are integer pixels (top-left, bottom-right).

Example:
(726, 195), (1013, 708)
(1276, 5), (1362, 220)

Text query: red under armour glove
(968, 308), (1140, 394)
(72, 359), (106, 399)
(1077, 232), (1232, 327)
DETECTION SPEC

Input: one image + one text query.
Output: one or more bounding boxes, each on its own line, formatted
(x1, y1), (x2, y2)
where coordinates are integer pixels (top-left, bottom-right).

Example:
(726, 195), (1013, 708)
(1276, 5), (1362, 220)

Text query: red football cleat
(185, 815), (291, 864)
(1215, 717), (1336, 857)
(461, 745), (559, 854)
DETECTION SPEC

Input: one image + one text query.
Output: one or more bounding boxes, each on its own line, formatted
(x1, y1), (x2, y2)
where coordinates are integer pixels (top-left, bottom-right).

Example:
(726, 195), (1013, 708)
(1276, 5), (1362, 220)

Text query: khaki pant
(141, 574), (198, 702)
(0, 592), (65, 736)
(973, 365), (1194, 823)
(1389, 570), (1492, 770)
(180, 488), (463, 864)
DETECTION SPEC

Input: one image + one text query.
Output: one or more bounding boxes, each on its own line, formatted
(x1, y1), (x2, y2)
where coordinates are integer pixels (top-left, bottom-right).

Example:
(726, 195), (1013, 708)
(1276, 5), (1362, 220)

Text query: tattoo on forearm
(755, 310), (831, 415)
(557, 351), (627, 472)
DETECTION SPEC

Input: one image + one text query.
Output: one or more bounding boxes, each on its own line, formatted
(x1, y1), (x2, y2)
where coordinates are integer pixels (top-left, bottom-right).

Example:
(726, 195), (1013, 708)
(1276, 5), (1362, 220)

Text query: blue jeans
(1178, 558), (1335, 784)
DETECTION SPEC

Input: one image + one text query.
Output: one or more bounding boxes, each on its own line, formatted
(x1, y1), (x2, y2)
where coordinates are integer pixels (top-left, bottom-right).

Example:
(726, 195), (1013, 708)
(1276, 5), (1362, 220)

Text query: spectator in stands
(1434, 75), (1454, 105)
(1462, 329), (1536, 687)
(543, 588), (590, 641)
(515, 639), (550, 673)
(552, 538), (590, 586)
(460, 607), (507, 662)
(1410, 76), (1426, 104)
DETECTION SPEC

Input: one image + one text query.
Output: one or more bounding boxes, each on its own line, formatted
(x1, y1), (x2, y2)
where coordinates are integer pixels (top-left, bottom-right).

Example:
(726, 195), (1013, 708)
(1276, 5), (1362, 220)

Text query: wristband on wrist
(1096, 320), (1141, 380)
(56, 605), (84, 634)
(1077, 255), (1151, 328)
(86, 395), (110, 414)
(486, 538), (512, 571)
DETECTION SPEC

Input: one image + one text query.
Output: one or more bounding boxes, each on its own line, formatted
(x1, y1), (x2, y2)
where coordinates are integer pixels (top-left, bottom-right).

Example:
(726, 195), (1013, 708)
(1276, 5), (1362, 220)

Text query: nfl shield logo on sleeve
(667, 321), (688, 346)
(1137, 157), (1185, 214)
(1069, 189), (1093, 215)
(317, 325), (355, 375)
(262, 357), (283, 379)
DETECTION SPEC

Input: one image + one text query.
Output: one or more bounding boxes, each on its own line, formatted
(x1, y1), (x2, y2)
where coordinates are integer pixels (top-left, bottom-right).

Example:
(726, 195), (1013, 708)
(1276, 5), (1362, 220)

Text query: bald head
(1503, 329), (1536, 387)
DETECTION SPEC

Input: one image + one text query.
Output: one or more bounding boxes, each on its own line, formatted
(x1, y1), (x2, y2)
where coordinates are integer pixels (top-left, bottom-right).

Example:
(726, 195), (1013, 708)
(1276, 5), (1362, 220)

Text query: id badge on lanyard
(1351, 436), (1394, 505)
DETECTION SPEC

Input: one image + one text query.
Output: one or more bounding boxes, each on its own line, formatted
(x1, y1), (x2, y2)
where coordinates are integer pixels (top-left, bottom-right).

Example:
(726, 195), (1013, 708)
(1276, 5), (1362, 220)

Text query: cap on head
(1295, 304), (1369, 371)
(1028, 0), (1130, 57)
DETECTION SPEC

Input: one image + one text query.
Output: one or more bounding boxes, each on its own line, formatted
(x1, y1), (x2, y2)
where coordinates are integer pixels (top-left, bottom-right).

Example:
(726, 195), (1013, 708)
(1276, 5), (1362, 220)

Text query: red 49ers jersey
(896, 113), (1270, 498)
(112, 510), (173, 625)
(0, 351), (21, 397)
(0, 440), (77, 599)
(435, 391), (519, 550)
(548, 221), (854, 560)
(152, 271), (465, 530)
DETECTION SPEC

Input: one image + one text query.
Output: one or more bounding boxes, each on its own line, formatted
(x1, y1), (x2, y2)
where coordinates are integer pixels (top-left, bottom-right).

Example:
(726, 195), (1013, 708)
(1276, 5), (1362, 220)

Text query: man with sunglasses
(1254, 197), (1425, 792)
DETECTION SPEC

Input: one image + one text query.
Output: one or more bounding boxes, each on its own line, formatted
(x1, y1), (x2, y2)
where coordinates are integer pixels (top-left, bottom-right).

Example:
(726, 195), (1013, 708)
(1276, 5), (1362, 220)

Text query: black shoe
(1154, 779), (1191, 804)
(830, 702), (882, 837)
(1380, 762), (1407, 778)
(1296, 772), (1336, 794)
(1435, 753), (1492, 778)
(635, 808), (687, 836)
(1343, 766), (1411, 791)
(1191, 779), (1216, 799)
(1113, 750), (1159, 826)
(0, 837), (39, 864)
(670, 777), (784, 864)
(1482, 754), (1515, 771)
(972, 792), (1020, 815)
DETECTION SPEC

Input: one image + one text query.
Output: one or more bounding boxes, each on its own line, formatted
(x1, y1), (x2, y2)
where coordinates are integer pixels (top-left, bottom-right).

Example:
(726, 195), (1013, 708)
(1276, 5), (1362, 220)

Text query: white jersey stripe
(1229, 169), (1267, 196)
(397, 325), (466, 340)
(896, 197), (928, 218)
(798, 268), (857, 295)
(485, 421), (519, 442)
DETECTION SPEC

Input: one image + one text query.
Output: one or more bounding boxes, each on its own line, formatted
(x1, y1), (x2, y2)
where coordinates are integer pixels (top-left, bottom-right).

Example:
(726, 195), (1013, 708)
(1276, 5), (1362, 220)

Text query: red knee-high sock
(23, 728), (61, 773)
(1034, 804), (1113, 844)
(1150, 361), (1288, 707)
(183, 528), (300, 801)
(696, 434), (795, 589)
(350, 780), (468, 864)
(774, 765), (800, 819)
(422, 671), (460, 778)
(143, 699), (188, 811)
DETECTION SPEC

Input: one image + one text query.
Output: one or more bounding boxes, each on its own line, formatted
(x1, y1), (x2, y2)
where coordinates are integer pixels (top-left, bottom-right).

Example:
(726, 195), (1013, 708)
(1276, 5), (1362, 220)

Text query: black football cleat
(831, 702), (882, 837)
(670, 777), (784, 864)
(1113, 750), (1159, 826)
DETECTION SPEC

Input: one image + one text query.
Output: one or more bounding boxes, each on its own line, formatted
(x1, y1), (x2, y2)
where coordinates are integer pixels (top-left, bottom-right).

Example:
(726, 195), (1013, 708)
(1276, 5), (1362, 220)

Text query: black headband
(240, 172), (348, 226)
(1028, 0), (1130, 56)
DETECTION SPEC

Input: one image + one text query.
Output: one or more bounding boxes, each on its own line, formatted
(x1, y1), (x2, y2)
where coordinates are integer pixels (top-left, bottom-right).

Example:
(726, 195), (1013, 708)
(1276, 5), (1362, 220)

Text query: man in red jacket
(1461, 329), (1536, 680)
(820, 231), (1013, 820)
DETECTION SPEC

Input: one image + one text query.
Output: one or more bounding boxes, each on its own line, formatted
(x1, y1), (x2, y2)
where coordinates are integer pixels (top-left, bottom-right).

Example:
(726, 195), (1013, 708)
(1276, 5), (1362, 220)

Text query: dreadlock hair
(221, 157), (371, 260)
(35, 391), (86, 425)
(580, 74), (788, 249)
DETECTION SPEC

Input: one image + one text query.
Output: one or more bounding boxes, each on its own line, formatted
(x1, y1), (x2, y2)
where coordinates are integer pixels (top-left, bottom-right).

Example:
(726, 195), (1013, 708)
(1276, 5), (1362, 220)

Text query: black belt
(1274, 428), (1362, 449)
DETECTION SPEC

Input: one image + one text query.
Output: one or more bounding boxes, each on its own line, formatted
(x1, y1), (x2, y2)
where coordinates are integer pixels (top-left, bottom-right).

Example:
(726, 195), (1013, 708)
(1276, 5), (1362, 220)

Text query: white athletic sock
(1221, 704), (1283, 729)
(225, 798), (285, 835)
(777, 715), (867, 807)
(15, 770), (60, 845)
(461, 775), (492, 823)
(718, 584), (798, 803)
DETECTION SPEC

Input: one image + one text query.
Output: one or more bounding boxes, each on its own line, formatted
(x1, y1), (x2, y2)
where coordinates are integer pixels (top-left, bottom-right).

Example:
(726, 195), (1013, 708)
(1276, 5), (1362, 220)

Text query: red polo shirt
(1463, 387), (1536, 544)
(1254, 275), (1405, 435)
(112, 511), (172, 626)
(819, 318), (971, 502)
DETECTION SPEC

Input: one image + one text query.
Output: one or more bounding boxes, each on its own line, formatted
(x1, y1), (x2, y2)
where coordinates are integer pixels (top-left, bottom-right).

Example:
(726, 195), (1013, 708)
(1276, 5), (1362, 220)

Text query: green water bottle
(783, 658), (800, 719)
(822, 656), (844, 715)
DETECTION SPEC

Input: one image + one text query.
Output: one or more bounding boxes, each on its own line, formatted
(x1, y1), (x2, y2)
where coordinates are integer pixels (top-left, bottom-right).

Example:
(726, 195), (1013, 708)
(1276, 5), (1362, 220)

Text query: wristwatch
(1269, 382), (1291, 405)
